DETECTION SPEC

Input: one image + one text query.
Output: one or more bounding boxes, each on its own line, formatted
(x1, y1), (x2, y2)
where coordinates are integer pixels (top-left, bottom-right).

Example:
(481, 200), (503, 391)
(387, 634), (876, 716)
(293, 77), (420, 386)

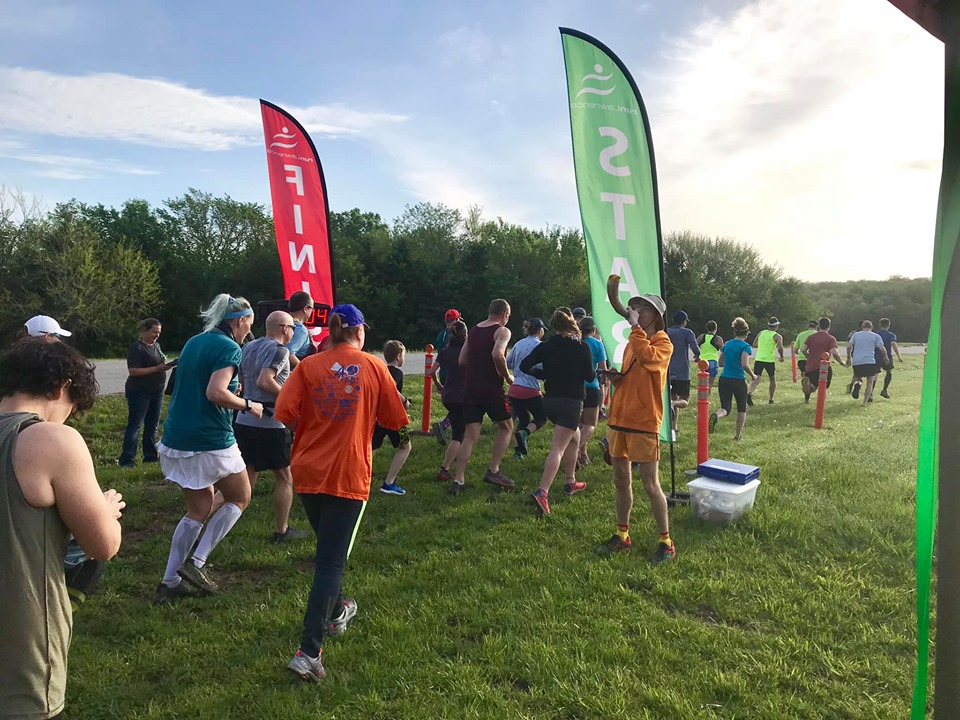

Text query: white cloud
(0, 67), (407, 151)
(0, 141), (161, 180)
(648, 0), (943, 281)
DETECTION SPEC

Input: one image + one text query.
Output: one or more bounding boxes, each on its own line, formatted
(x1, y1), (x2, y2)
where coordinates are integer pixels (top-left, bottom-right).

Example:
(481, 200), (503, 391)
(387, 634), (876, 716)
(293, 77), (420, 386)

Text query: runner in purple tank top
(451, 299), (515, 494)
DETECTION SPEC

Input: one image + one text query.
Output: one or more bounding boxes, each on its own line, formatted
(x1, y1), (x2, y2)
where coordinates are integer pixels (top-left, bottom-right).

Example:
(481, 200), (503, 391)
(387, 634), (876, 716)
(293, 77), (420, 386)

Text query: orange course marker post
(791, 342), (798, 383)
(696, 360), (710, 465)
(814, 352), (830, 430)
(421, 344), (435, 433)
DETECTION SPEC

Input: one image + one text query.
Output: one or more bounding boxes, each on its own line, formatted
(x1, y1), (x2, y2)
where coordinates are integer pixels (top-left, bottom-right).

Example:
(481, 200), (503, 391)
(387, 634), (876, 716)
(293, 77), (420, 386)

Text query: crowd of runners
(0, 296), (912, 711)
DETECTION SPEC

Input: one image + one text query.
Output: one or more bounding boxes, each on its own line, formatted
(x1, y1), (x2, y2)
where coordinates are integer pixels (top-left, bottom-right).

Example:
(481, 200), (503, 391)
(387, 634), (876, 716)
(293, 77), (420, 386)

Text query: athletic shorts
(463, 399), (511, 425)
(853, 363), (880, 379)
(805, 366), (833, 389)
(234, 424), (292, 471)
(544, 397), (583, 431)
(607, 428), (660, 463)
(443, 401), (466, 443)
(157, 441), (246, 490)
(373, 423), (411, 450)
(797, 359), (807, 373)
(706, 360), (719, 378)
(583, 386), (603, 409)
(753, 361), (776, 377)
(669, 379), (691, 398)
(717, 376), (748, 414)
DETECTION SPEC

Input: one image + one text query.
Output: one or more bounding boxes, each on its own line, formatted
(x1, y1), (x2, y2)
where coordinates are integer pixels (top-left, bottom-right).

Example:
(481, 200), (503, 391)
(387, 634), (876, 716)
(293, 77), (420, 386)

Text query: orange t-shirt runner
(608, 327), (672, 435)
(275, 344), (409, 501)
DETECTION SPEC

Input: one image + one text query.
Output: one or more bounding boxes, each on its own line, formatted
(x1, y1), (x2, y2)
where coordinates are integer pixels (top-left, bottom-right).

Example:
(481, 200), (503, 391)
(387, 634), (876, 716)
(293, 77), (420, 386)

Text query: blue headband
(223, 308), (253, 319)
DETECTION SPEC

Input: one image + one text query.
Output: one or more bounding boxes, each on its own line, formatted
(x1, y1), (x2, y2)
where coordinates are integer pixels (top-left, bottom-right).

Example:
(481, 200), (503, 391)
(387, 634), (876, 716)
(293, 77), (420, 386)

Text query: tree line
(0, 186), (931, 357)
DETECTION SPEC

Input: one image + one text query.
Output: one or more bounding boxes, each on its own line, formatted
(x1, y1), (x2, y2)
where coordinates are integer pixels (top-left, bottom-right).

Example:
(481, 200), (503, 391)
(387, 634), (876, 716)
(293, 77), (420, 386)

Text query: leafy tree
(0, 204), (161, 355)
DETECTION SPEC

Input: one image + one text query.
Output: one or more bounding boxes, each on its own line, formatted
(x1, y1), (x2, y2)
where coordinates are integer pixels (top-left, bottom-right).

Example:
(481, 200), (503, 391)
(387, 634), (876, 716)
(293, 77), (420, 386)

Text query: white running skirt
(157, 442), (246, 490)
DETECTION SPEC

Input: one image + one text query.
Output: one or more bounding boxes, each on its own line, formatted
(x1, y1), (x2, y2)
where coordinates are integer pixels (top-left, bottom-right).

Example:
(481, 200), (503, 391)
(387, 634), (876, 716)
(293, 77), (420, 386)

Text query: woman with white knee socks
(154, 294), (263, 602)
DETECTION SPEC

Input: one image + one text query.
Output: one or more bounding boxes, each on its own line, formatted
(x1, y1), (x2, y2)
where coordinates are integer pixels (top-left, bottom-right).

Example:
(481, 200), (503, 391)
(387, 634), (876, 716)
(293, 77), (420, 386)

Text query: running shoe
(178, 561), (218, 595)
(153, 580), (199, 604)
(513, 451), (525, 461)
(746, 393), (754, 407)
(708, 412), (718, 434)
(880, 390), (891, 399)
(448, 481), (466, 495)
(287, 650), (326, 682)
(327, 598), (358, 637)
(273, 526), (311, 543)
(483, 469), (515, 489)
(601, 534), (632, 554)
(768, 399), (775, 405)
(530, 488), (551, 516)
(432, 422), (448, 446)
(852, 382), (861, 400)
(653, 541), (677, 565)
(514, 428), (529, 456)
(116, 460), (135, 469)
(380, 482), (406, 495)
(436, 467), (453, 482)
(564, 480), (587, 496)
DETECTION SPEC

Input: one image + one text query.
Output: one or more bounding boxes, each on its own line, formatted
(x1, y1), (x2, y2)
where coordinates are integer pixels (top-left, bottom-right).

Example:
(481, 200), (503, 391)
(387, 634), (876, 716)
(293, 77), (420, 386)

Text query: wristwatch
(245, 398), (252, 412)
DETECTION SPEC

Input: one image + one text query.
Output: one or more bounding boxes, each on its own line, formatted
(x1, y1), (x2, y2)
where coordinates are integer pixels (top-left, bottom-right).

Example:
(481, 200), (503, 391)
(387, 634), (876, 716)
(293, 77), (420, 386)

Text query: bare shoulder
(15, 422), (92, 508)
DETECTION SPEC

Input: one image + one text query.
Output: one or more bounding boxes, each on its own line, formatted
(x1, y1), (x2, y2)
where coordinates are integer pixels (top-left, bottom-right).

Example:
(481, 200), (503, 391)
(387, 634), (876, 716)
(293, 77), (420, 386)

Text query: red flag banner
(260, 100), (335, 329)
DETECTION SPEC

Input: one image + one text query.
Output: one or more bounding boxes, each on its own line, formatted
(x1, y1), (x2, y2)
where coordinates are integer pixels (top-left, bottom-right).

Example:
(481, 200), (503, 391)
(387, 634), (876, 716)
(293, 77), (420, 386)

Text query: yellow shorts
(608, 429), (660, 463)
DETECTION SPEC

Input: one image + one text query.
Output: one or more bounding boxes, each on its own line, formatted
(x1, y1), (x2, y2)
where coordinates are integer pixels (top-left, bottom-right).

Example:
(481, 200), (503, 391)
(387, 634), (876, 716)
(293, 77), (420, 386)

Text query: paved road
(94, 346), (924, 396)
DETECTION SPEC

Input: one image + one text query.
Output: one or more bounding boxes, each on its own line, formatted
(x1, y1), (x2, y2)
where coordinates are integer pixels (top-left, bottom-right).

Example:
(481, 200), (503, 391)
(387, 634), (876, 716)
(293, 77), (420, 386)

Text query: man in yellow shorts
(601, 294), (676, 563)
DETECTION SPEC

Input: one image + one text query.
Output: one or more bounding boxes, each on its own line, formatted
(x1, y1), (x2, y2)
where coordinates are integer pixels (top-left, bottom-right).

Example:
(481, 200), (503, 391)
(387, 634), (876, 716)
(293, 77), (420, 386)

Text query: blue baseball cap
(330, 304), (369, 329)
(673, 310), (688, 323)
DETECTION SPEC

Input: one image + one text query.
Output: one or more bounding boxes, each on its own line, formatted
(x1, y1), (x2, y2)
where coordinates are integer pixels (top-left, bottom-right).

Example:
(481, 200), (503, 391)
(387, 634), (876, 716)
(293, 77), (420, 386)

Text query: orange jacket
(608, 327), (672, 435)
(275, 344), (408, 500)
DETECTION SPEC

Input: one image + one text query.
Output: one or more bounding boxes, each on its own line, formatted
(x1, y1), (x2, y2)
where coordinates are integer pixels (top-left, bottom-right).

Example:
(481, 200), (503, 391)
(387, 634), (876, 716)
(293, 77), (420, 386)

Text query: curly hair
(731, 317), (750, 337)
(0, 338), (98, 415)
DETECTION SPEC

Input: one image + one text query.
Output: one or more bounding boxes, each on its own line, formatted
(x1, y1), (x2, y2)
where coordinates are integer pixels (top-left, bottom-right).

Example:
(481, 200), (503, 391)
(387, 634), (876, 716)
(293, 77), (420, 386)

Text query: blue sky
(0, 0), (944, 281)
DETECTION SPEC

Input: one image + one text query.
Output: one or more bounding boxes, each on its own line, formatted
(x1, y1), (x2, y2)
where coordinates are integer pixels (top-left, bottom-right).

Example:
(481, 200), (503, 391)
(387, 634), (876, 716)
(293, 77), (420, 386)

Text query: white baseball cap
(25, 315), (72, 338)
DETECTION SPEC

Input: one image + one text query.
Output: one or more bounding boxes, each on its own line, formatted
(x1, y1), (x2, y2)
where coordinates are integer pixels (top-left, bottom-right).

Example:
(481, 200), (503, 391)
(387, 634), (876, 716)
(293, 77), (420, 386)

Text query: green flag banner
(913, 29), (959, 720)
(560, 28), (670, 443)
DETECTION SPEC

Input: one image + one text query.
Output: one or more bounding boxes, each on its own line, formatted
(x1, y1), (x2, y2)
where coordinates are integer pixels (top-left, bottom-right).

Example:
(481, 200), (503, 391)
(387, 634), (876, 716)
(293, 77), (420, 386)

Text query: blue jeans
(119, 389), (163, 464)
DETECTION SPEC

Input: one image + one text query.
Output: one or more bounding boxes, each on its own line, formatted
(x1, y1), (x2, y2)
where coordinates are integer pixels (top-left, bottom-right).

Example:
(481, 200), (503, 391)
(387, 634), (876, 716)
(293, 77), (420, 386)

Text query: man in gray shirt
(235, 311), (309, 542)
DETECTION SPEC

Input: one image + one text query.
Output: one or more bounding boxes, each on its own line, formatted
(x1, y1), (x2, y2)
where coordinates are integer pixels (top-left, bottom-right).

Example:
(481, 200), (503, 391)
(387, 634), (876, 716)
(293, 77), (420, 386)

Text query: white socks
(192, 503), (243, 568)
(162, 516), (203, 587)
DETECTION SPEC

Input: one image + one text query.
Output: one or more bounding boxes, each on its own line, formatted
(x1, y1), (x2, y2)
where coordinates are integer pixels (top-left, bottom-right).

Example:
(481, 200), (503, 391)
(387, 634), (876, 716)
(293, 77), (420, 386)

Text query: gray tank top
(0, 412), (71, 719)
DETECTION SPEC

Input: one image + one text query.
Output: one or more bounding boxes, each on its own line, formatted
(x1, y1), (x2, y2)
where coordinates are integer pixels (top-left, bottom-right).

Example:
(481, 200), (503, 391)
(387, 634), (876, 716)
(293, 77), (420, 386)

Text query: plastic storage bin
(688, 477), (760, 525)
(696, 458), (760, 485)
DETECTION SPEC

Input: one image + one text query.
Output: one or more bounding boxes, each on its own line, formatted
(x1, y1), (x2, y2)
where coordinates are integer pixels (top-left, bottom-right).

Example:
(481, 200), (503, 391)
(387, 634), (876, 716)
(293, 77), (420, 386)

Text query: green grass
(67, 360), (927, 719)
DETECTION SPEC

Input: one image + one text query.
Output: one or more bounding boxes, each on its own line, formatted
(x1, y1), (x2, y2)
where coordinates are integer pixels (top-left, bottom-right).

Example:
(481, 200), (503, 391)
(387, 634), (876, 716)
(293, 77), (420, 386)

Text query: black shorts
(806, 366), (833, 389)
(544, 397), (583, 431)
(753, 361), (776, 377)
(443, 401), (466, 443)
(234, 424), (292, 471)
(717, 377), (748, 414)
(373, 423), (411, 450)
(463, 399), (511, 425)
(797, 359), (807, 373)
(853, 363), (880, 379)
(583, 386), (603, 409)
(669, 379), (691, 398)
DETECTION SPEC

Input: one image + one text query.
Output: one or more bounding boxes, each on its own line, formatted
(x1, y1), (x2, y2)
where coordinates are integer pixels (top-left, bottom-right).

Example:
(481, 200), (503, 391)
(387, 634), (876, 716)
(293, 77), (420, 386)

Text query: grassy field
(67, 359), (927, 719)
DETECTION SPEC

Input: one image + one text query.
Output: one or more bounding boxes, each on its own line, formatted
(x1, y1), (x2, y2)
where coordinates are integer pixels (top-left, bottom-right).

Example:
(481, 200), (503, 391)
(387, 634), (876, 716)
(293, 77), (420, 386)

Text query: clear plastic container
(687, 477), (760, 525)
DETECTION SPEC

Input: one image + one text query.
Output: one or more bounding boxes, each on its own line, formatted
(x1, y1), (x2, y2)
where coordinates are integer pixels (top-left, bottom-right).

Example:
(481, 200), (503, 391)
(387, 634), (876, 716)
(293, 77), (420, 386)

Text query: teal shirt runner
(161, 330), (242, 451)
(584, 336), (607, 390)
(720, 339), (752, 380)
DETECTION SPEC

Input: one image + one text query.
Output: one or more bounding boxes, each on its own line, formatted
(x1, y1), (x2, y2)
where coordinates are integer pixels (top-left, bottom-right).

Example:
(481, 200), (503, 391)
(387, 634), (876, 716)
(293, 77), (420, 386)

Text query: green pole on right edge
(912, 4), (960, 717)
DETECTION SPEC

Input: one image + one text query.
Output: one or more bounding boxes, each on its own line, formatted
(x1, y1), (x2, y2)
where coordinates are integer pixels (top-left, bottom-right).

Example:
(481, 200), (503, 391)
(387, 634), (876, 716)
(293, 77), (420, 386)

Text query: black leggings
(718, 377), (748, 414)
(298, 493), (365, 656)
(443, 400), (466, 443)
(510, 394), (546, 431)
